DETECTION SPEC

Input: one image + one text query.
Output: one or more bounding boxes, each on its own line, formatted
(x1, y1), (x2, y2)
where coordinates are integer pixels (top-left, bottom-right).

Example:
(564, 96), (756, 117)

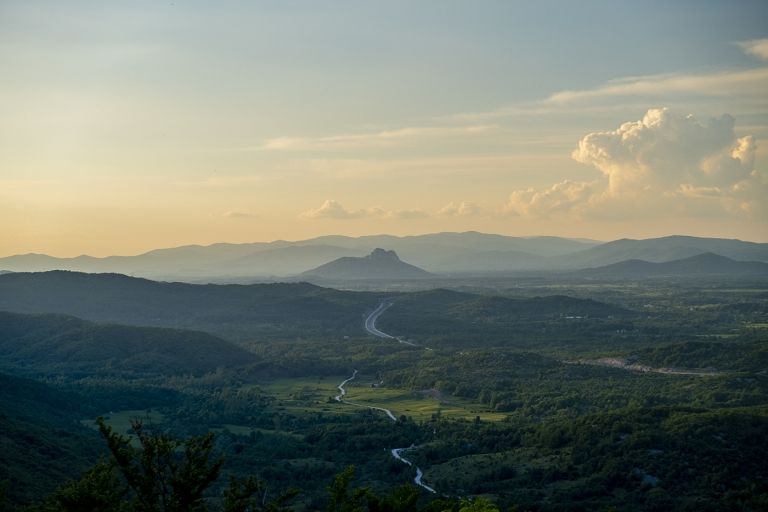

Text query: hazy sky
(2, 0), (767, 256)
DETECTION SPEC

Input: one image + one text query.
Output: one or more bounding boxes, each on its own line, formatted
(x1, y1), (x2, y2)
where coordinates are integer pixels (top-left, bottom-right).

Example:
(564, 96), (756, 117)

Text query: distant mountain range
(300, 248), (433, 281)
(1, 232), (766, 280)
(551, 235), (768, 268)
(581, 252), (768, 278)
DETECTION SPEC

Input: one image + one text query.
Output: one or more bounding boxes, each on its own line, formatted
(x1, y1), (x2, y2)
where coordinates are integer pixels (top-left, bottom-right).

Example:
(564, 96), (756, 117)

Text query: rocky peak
(366, 248), (400, 262)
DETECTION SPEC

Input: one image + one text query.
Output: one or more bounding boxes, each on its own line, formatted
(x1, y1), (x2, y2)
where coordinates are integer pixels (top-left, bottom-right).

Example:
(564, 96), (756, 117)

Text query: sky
(1, 0), (767, 257)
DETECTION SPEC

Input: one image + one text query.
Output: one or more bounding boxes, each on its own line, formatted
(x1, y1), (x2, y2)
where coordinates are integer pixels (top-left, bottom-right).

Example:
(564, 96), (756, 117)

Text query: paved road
(364, 301), (419, 347)
(364, 301), (395, 338)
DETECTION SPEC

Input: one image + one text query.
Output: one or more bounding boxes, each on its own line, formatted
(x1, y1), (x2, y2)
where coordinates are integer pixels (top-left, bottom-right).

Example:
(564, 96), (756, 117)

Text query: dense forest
(0, 271), (766, 510)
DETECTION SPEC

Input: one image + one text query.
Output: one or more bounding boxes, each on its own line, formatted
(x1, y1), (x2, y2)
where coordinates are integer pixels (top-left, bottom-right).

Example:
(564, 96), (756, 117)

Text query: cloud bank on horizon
(301, 107), (765, 224)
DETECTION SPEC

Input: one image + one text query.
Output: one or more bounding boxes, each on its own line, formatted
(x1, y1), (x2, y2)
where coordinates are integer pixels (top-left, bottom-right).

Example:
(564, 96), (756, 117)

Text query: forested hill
(0, 372), (101, 505)
(376, 289), (632, 348)
(0, 271), (377, 340)
(0, 311), (257, 376)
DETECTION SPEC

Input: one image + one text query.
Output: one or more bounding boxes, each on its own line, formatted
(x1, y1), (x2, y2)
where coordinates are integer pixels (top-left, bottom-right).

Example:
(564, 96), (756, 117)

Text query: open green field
(259, 375), (356, 417)
(343, 384), (507, 422)
(260, 373), (506, 422)
(260, 375), (344, 399)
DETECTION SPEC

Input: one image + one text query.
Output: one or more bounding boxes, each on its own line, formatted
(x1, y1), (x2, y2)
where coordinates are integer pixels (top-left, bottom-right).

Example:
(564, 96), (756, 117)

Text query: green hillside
(0, 372), (101, 507)
(0, 311), (257, 376)
(377, 289), (631, 348)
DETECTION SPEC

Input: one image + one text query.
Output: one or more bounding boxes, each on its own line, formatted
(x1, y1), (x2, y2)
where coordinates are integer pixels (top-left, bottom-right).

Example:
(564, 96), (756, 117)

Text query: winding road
(364, 300), (419, 347)
(334, 301), (437, 494)
(364, 301), (395, 339)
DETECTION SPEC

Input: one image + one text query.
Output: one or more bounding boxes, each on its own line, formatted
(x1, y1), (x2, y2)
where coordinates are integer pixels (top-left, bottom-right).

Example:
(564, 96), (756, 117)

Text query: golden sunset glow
(1, 2), (767, 257)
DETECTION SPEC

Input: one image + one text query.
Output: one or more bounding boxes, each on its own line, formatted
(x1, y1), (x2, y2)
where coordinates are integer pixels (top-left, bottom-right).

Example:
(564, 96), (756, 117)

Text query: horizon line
(2, 231), (767, 260)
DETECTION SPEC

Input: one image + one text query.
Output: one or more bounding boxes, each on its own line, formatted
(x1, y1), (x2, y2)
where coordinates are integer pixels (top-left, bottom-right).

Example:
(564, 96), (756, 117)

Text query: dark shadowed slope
(0, 372), (101, 507)
(0, 311), (257, 375)
(375, 288), (631, 348)
(0, 271), (376, 340)
(300, 248), (434, 280)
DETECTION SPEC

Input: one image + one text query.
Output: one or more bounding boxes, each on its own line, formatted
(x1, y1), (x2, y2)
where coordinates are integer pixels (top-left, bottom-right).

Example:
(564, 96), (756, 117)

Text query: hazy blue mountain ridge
(300, 248), (434, 280)
(581, 252), (768, 277)
(554, 235), (768, 269)
(1, 233), (766, 279)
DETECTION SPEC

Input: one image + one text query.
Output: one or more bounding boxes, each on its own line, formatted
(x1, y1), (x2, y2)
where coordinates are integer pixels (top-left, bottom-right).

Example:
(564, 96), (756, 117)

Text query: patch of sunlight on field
(260, 375), (343, 399)
(260, 375), (362, 417)
(344, 382), (506, 422)
(259, 374), (506, 422)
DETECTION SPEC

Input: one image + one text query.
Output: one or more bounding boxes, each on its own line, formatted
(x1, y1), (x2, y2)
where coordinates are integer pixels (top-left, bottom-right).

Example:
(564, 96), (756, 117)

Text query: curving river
(333, 301), (437, 494)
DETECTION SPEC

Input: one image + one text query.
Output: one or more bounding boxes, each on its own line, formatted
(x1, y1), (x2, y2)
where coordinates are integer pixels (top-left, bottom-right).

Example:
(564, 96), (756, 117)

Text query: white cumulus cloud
(438, 201), (483, 217)
(300, 200), (429, 220)
(507, 108), (766, 220)
(506, 181), (596, 218)
(300, 200), (365, 219)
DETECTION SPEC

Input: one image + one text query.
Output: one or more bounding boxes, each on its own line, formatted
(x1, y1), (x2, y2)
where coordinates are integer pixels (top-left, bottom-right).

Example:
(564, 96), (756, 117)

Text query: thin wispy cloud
(286, 153), (565, 180)
(222, 211), (258, 219)
(384, 209), (431, 220)
(451, 46), (768, 122)
(261, 125), (496, 151)
(736, 38), (768, 61)
(543, 68), (768, 105)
